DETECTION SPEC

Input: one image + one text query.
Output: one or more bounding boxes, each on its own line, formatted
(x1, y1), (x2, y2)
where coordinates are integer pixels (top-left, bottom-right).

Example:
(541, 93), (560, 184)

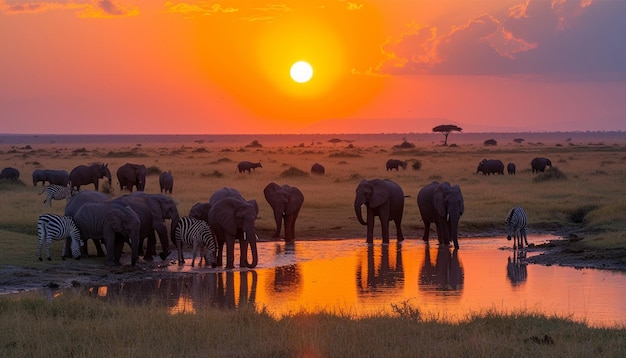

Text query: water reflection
(74, 237), (626, 327)
(418, 243), (464, 295)
(356, 244), (404, 294)
(506, 250), (528, 287)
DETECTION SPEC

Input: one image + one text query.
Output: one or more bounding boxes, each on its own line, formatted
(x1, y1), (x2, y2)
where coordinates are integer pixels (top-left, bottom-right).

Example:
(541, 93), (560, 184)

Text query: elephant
(33, 169), (70, 186)
(0, 167), (20, 181)
(189, 202), (212, 223)
(476, 159), (504, 175)
(263, 182), (304, 242)
(531, 157), (552, 173)
(116, 163), (147, 192)
(69, 163), (111, 191)
(507, 163), (516, 175)
(386, 159), (407, 171)
(354, 178), (405, 244)
(113, 192), (179, 261)
(209, 187), (259, 216)
(237, 161), (262, 174)
(71, 201), (142, 266)
(208, 196), (259, 269)
(65, 190), (111, 257)
(159, 171), (173, 194)
(310, 162), (325, 175)
(417, 181), (464, 249)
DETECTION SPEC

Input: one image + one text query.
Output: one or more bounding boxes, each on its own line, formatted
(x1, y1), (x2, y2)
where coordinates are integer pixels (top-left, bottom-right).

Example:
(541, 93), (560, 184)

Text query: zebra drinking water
(174, 216), (217, 267)
(505, 206), (529, 249)
(37, 214), (83, 261)
(39, 185), (76, 207)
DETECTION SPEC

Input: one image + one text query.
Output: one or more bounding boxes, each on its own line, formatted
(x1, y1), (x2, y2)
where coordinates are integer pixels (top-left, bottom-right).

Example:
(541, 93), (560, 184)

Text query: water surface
(87, 236), (626, 328)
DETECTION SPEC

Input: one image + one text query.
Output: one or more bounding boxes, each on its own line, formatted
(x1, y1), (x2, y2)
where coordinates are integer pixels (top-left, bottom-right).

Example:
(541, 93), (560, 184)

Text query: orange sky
(1, 0), (625, 134)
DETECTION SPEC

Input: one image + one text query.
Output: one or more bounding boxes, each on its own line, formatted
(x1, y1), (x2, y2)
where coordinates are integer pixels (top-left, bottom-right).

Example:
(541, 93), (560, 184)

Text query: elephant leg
(380, 217), (390, 244)
(239, 239), (248, 268)
(422, 221), (431, 241)
(215, 240), (225, 267)
(225, 239), (235, 269)
(285, 212), (298, 243)
(144, 234), (157, 260)
(93, 239), (106, 257)
(366, 209), (375, 244)
(394, 218), (404, 242)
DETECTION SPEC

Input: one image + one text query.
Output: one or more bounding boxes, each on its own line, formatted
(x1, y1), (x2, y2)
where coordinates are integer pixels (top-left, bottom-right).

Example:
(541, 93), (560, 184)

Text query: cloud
(376, 0), (626, 78)
(163, 2), (238, 16)
(1, 0), (138, 17)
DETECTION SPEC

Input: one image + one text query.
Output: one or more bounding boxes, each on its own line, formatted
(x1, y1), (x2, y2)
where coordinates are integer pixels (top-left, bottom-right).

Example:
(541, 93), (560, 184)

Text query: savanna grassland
(1, 133), (625, 357)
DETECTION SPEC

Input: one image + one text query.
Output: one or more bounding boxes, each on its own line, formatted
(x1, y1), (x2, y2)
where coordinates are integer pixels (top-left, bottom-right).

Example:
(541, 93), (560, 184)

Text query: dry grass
(1, 134), (625, 251)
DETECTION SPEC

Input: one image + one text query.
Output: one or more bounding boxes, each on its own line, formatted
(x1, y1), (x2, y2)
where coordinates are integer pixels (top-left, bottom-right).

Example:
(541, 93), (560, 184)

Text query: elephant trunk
(354, 202), (367, 225)
(448, 213), (461, 250)
(241, 232), (258, 268)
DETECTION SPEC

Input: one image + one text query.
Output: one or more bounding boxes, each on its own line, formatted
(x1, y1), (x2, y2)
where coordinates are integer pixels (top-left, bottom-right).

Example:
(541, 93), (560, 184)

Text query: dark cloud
(378, 0), (626, 78)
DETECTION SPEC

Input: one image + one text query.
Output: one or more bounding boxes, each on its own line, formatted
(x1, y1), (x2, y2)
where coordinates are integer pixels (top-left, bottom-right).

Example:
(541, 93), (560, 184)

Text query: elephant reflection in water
(418, 242), (464, 291)
(356, 244), (404, 293)
(506, 250), (528, 286)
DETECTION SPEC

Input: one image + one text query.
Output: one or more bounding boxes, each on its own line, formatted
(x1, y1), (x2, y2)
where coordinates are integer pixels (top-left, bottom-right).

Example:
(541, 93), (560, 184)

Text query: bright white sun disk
(290, 61), (313, 83)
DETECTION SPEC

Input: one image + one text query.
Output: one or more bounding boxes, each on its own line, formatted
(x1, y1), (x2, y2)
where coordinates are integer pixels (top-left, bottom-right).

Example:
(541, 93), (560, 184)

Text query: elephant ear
(433, 185), (447, 217)
(453, 185), (465, 216)
(286, 187), (304, 214)
(263, 182), (281, 204)
(105, 205), (135, 233)
(212, 199), (238, 235)
(369, 180), (390, 208)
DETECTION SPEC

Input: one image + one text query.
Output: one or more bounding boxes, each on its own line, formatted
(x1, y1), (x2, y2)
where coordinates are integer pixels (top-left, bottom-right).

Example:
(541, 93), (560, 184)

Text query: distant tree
(432, 124), (463, 146)
(484, 139), (497, 146)
(513, 138), (525, 144)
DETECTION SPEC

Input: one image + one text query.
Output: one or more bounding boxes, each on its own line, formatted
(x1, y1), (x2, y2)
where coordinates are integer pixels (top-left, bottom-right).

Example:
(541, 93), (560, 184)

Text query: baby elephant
(175, 216), (217, 267)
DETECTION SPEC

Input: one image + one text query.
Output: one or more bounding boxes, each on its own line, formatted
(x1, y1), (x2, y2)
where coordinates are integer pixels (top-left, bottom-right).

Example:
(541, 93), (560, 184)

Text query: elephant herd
(476, 157), (552, 175)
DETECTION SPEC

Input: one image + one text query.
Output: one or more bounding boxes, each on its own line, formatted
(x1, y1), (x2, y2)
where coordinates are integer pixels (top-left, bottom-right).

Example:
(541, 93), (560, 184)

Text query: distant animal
(386, 159), (407, 171)
(37, 214), (82, 261)
(69, 163), (111, 191)
(476, 159), (504, 175)
(531, 157), (552, 173)
(159, 171), (174, 194)
(507, 163), (516, 175)
(264, 182), (304, 242)
(0, 167), (20, 181)
(32, 169), (70, 186)
(175, 216), (217, 267)
(311, 162), (325, 175)
(505, 206), (528, 249)
(39, 185), (76, 207)
(237, 161), (262, 174)
(116, 163), (147, 192)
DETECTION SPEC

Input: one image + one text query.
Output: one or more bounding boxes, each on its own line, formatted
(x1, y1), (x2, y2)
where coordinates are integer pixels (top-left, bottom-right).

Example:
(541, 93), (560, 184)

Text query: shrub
(146, 166), (162, 175)
(483, 139), (497, 146)
(412, 160), (422, 170)
(533, 167), (567, 182)
(201, 170), (223, 178)
(280, 166), (308, 177)
(393, 140), (416, 149)
(246, 140), (263, 148)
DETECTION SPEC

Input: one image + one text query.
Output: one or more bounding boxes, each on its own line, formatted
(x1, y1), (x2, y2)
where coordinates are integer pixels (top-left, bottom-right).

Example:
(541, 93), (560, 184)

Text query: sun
(290, 61), (313, 83)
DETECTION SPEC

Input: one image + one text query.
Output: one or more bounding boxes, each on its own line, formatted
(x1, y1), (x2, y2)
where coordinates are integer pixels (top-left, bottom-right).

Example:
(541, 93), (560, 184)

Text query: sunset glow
(1, 0), (625, 134)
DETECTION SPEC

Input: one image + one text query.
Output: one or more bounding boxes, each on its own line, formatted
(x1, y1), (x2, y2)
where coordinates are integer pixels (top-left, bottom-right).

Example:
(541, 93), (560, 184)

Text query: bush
(412, 160), (422, 170)
(280, 166), (308, 178)
(393, 140), (416, 149)
(533, 167), (567, 182)
(146, 166), (162, 175)
(483, 139), (497, 146)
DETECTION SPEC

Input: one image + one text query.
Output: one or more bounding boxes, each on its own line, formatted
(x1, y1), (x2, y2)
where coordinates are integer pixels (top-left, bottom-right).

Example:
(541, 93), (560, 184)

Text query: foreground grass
(0, 292), (624, 357)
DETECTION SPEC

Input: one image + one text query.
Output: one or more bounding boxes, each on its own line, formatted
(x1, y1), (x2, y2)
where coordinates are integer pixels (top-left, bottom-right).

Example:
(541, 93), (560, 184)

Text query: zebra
(39, 185), (76, 207)
(37, 214), (83, 261)
(174, 216), (217, 267)
(505, 206), (528, 249)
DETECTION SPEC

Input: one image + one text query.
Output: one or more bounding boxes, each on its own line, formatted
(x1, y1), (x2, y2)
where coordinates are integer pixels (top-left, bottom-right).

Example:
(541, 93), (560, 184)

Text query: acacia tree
(432, 124), (463, 146)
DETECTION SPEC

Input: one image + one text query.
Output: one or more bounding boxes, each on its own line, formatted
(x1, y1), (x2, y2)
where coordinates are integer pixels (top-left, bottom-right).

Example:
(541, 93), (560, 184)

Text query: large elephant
(65, 190), (111, 257)
(33, 169), (70, 186)
(159, 171), (173, 194)
(237, 161), (262, 174)
(263, 182), (304, 242)
(354, 179), (405, 244)
(71, 201), (141, 266)
(114, 192), (179, 261)
(476, 159), (504, 175)
(386, 159), (407, 171)
(0, 167), (20, 181)
(209, 187), (259, 215)
(417, 181), (464, 249)
(531, 157), (552, 173)
(69, 163), (111, 191)
(117, 163), (147, 192)
(208, 196), (259, 269)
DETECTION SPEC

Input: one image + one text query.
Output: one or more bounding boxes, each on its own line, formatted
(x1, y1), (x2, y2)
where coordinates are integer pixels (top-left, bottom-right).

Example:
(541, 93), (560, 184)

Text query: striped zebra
(39, 185), (76, 207)
(175, 216), (217, 267)
(505, 206), (529, 249)
(37, 214), (83, 261)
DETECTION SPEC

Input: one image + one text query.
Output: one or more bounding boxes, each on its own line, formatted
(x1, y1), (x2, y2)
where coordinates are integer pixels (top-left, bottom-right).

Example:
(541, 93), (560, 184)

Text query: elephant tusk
(243, 232), (247, 241)
(447, 213), (450, 222)
(255, 234), (259, 241)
